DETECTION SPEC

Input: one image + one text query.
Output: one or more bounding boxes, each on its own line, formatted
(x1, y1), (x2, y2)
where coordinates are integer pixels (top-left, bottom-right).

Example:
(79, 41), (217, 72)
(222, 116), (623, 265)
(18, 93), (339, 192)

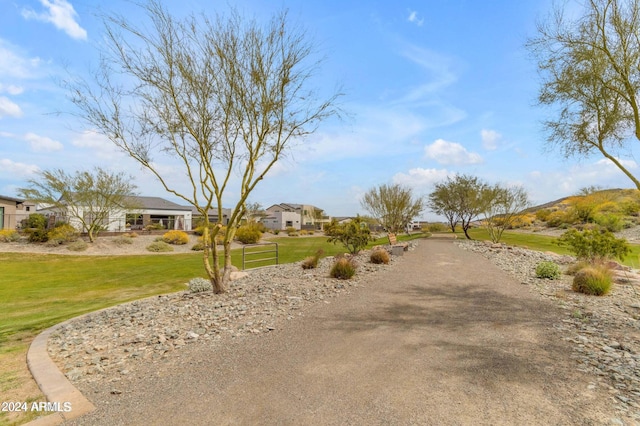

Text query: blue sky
(1, 0), (639, 219)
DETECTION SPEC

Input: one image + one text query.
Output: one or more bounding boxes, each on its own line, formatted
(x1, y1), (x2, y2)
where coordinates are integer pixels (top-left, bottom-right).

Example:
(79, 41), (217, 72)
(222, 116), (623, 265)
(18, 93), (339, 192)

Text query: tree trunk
(202, 225), (226, 294)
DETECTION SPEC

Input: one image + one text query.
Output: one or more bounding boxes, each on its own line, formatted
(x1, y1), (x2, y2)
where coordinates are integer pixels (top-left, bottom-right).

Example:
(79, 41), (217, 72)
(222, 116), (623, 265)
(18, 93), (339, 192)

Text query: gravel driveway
(67, 239), (616, 425)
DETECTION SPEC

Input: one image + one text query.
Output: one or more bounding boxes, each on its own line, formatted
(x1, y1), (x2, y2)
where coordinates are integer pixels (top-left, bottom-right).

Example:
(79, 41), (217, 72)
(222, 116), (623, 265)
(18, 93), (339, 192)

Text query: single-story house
(191, 206), (232, 227)
(38, 195), (193, 232)
(0, 195), (25, 230)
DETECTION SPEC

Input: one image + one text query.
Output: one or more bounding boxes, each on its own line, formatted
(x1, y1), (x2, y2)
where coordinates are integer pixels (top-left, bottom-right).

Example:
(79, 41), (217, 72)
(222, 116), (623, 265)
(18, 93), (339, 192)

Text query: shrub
(288, 231), (299, 237)
(546, 209), (577, 227)
(299, 230), (308, 236)
(556, 229), (630, 262)
(67, 240), (88, 252)
(123, 232), (139, 238)
(235, 224), (262, 244)
(308, 230), (315, 235)
(28, 228), (49, 243)
(593, 213), (623, 232)
(146, 241), (174, 252)
(272, 229), (280, 235)
(162, 230), (189, 245)
(285, 227), (297, 235)
(191, 242), (205, 251)
(145, 223), (165, 231)
(370, 248), (390, 265)
(535, 261), (561, 279)
(566, 261), (590, 276)
(47, 223), (79, 245)
(327, 217), (371, 254)
(24, 213), (47, 230)
(112, 236), (134, 246)
(188, 277), (212, 293)
(301, 249), (324, 270)
(425, 222), (448, 232)
(620, 199), (640, 216)
(572, 265), (613, 296)
(535, 208), (552, 222)
(330, 257), (357, 279)
(0, 229), (20, 242)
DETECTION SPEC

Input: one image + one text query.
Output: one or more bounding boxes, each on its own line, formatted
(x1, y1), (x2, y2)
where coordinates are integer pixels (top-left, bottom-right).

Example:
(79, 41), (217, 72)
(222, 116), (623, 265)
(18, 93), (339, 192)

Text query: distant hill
(526, 188), (637, 213)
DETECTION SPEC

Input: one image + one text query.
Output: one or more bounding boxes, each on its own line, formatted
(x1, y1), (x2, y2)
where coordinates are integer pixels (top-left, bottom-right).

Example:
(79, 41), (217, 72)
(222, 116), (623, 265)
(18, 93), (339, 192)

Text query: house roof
(190, 206), (231, 217)
(0, 195), (24, 204)
(124, 196), (192, 211)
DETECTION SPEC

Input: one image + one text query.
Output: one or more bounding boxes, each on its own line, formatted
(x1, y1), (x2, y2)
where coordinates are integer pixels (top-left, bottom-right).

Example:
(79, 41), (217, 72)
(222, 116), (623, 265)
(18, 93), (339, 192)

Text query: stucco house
(38, 195), (193, 232)
(0, 195), (24, 230)
(262, 203), (328, 230)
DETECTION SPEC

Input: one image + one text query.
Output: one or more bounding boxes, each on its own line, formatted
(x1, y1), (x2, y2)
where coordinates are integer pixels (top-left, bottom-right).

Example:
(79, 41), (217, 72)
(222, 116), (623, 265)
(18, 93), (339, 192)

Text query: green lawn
(452, 228), (640, 267)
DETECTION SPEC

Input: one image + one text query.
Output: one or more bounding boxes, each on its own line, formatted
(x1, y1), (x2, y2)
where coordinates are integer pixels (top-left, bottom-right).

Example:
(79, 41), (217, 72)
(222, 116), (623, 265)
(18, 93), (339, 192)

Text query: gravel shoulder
(42, 239), (638, 425)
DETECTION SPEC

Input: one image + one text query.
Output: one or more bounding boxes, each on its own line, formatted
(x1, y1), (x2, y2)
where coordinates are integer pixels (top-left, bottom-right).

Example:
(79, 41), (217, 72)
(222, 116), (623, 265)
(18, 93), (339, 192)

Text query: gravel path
(51, 239), (633, 425)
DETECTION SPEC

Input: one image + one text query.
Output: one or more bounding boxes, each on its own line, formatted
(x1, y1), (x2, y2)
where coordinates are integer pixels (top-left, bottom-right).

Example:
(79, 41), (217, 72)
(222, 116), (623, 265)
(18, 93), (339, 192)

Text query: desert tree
(64, 1), (341, 293)
(527, 0), (640, 188)
(360, 183), (424, 234)
(18, 168), (137, 242)
(482, 184), (530, 243)
(428, 174), (490, 239)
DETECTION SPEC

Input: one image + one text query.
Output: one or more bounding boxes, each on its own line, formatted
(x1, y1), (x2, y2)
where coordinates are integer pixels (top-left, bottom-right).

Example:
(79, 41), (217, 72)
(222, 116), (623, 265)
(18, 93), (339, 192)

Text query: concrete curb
(26, 321), (96, 425)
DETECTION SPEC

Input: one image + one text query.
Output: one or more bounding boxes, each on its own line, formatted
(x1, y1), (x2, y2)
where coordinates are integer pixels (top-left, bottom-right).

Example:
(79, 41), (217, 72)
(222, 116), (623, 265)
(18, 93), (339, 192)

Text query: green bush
(370, 248), (390, 265)
(535, 261), (561, 279)
(191, 242), (205, 251)
(0, 229), (20, 242)
(28, 228), (49, 243)
(146, 241), (174, 252)
(285, 227), (297, 235)
(566, 261), (590, 276)
(546, 210), (577, 227)
(327, 217), (371, 254)
(593, 213), (623, 232)
(272, 229), (280, 235)
(556, 229), (630, 261)
(162, 230), (189, 245)
(330, 257), (357, 280)
(235, 224), (262, 244)
(572, 265), (613, 296)
(188, 277), (212, 293)
(47, 223), (79, 245)
(24, 213), (47, 230)
(67, 240), (88, 252)
(535, 208), (552, 222)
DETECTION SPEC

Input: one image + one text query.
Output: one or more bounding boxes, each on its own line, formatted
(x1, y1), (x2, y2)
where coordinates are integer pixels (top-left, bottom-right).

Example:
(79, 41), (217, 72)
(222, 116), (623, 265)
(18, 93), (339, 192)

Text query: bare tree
(528, 0), (640, 188)
(64, 2), (341, 293)
(18, 168), (137, 242)
(360, 184), (424, 234)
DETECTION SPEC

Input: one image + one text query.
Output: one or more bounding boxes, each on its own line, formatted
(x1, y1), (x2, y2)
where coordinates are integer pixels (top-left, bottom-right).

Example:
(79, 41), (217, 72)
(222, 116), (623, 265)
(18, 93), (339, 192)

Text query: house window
(0, 206), (4, 230)
(26, 206), (30, 211)
(285, 220), (293, 227)
(126, 214), (143, 229)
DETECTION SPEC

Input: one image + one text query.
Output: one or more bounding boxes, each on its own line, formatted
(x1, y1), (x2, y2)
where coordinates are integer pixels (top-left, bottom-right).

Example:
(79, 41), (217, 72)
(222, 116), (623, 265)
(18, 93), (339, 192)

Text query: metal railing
(242, 242), (278, 270)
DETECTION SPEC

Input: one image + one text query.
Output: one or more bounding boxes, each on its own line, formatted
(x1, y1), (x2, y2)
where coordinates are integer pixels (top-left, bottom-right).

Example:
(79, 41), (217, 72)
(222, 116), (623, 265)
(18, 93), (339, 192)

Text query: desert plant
(565, 260), (591, 276)
(146, 241), (174, 252)
(535, 261), (561, 279)
(272, 229), (280, 235)
(191, 242), (205, 251)
(162, 230), (189, 245)
(301, 249), (324, 270)
(235, 224), (262, 244)
(330, 256), (357, 279)
(188, 277), (212, 293)
(0, 229), (20, 242)
(24, 213), (47, 230)
(66, 240), (88, 252)
(299, 230), (308, 236)
(425, 222), (448, 233)
(556, 229), (630, 262)
(288, 231), (299, 237)
(370, 248), (390, 265)
(285, 227), (297, 235)
(572, 265), (613, 296)
(327, 217), (371, 254)
(593, 213), (623, 232)
(47, 223), (79, 245)
(112, 236), (134, 246)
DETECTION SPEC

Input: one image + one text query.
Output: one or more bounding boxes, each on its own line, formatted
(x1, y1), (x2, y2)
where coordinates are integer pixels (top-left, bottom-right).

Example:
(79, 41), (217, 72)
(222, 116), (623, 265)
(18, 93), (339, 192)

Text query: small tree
(18, 168), (137, 242)
(428, 182), (461, 233)
(360, 184), (424, 234)
(482, 184), (530, 243)
(327, 217), (371, 254)
(65, 2), (341, 293)
(556, 228), (630, 262)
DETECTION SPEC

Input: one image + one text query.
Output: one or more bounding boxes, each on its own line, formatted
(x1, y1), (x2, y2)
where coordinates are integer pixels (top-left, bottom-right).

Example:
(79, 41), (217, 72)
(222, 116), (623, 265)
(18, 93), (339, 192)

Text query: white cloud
(0, 159), (40, 177)
(407, 11), (424, 26)
(527, 157), (640, 204)
(71, 130), (123, 160)
(22, 0), (87, 40)
(392, 167), (452, 190)
(395, 45), (458, 105)
(0, 97), (23, 118)
(481, 129), (501, 151)
(0, 39), (43, 80)
(424, 139), (483, 165)
(0, 84), (24, 95)
(25, 133), (64, 152)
